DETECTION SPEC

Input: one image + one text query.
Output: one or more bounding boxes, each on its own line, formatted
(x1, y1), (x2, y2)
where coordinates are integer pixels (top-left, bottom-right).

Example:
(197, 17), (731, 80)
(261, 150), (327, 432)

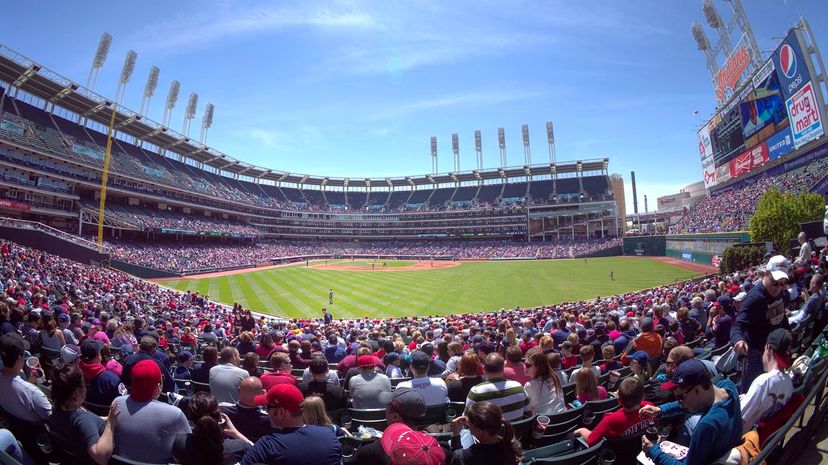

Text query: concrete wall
(0, 226), (109, 265)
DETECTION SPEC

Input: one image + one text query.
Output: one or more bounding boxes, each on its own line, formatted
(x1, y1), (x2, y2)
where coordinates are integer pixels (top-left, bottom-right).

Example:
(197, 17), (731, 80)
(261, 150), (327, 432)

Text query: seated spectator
(385, 352), (404, 378)
(600, 345), (622, 374)
(174, 351), (195, 380)
(466, 353), (529, 422)
(173, 391), (252, 465)
(523, 349), (565, 415)
(121, 336), (174, 393)
(641, 359), (741, 465)
(627, 351), (651, 386)
(575, 377), (653, 446)
(240, 384), (341, 465)
(449, 401), (521, 465)
(574, 367), (608, 403)
(354, 388), (443, 465)
(302, 395), (350, 437)
(260, 352), (296, 390)
(254, 333), (275, 358)
(221, 376), (274, 442)
(677, 307), (702, 343)
(192, 346), (217, 384)
(300, 356), (340, 385)
(547, 352), (569, 385)
(740, 329), (794, 434)
(209, 347), (249, 404)
(420, 342), (447, 377)
(709, 302), (734, 349)
(242, 352), (260, 378)
(49, 362), (118, 465)
(198, 324), (218, 343)
(621, 318), (663, 362)
(0, 333), (51, 422)
(447, 353), (484, 402)
(78, 339), (121, 406)
(440, 341), (464, 378)
(113, 360), (191, 463)
(234, 331), (256, 356)
(503, 346), (531, 385)
(789, 274), (825, 329)
(579, 345), (600, 377)
(397, 350), (448, 406)
(298, 358), (348, 411)
(349, 355), (392, 409)
(560, 341), (577, 370)
(323, 334), (346, 363)
(288, 340), (312, 369)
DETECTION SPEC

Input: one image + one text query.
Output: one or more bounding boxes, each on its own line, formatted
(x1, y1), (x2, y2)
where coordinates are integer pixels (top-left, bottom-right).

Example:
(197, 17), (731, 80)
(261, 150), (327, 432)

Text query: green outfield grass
(324, 259), (416, 268)
(158, 257), (700, 319)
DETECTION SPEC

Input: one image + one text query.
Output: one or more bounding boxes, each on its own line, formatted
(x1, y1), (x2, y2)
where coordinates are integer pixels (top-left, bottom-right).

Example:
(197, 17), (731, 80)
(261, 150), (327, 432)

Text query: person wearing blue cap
(626, 351), (650, 386)
(174, 351), (194, 380)
(640, 359), (741, 465)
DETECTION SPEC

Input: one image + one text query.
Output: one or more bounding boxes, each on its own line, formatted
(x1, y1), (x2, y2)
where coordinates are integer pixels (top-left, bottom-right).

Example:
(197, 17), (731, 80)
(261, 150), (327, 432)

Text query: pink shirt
(504, 361), (532, 385)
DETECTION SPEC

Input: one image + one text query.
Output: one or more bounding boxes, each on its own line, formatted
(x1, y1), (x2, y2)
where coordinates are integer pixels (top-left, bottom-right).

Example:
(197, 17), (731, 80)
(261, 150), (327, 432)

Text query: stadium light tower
(182, 92), (199, 137)
(96, 49), (138, 248)
(162, 80), (181, 127)
(702, 0), (732, 55)
(691, 22), (719, 78)
(430, 136), (438, 174)
(86, 32), (112, 90)
(546, 121), (556, 164)
(116, 50), (137, 105)
(140, 66), (160, 116)
(451, 133), (460, 173)
(497, 127), (506, 167)
(474, 130), (482, 170)
(521, 124), (531, 165)
(726, 0), (762, 65)
(200, 103), (215, 144)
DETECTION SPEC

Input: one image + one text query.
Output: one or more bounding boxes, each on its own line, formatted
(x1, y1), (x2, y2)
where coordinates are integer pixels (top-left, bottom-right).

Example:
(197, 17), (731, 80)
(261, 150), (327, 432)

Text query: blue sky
(1, 1), (825, 208)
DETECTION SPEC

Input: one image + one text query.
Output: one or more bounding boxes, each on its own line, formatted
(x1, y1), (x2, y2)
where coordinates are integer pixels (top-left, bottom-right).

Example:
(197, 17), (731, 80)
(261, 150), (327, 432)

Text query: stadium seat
(44, 422), (91, 465)
(82, 401), (111, 417)
(532, 405), (584, 448)
(108, 455), (169, 465)
(347, 408), (387, 431)
(604, 433), (645, 465)
(581, 396), (620, 425)
(523, 438), (606, 465)
(416, 404), (449, 428)
(0, 449), (22, 465)
(520, 439), (577, 464)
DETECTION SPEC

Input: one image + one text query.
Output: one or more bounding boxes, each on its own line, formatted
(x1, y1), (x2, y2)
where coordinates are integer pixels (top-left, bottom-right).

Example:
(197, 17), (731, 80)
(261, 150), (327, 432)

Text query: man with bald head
(221, 376), (274, 442)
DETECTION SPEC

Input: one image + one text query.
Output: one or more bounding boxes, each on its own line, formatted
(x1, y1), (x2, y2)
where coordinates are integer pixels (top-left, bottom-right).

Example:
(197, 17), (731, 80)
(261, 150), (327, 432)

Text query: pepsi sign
(772, 30), (811, 101)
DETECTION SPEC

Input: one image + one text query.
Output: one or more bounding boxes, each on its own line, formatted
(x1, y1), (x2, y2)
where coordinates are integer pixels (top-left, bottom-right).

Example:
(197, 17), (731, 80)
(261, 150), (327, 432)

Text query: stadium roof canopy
(0, 44), (608, 188)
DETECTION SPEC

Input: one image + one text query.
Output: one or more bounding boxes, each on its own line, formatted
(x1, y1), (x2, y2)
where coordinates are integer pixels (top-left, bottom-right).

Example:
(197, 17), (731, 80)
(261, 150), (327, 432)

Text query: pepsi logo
(780, 44), (797, 79)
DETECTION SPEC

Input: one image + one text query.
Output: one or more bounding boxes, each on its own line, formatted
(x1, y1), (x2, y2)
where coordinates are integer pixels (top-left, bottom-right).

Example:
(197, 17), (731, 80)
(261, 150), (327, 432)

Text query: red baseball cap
(130, 359), (161, 402)
(253, 384), (304, 414)
(358, 355), (378, 368)
(381, 423), (445, 465)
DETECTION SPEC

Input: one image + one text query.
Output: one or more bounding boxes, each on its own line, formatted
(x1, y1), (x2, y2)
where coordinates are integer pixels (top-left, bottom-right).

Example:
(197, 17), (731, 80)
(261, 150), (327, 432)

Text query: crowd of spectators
(107, 237), (624, 273)
(0, 229), (825, 464)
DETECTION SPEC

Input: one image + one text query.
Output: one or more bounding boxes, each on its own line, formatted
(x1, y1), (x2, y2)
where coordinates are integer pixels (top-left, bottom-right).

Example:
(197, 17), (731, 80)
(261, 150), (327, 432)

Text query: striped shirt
(465, 377), (530, 422)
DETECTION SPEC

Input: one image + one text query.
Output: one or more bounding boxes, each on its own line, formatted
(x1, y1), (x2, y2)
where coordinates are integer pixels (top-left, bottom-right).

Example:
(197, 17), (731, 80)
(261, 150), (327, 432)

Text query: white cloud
(374, 89), (544, 120)
(245, 128), (288, 148)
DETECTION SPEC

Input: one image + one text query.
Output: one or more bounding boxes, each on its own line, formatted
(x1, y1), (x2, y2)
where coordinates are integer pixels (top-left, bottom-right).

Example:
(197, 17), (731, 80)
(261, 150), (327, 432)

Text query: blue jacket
(730, 283), (790, 351)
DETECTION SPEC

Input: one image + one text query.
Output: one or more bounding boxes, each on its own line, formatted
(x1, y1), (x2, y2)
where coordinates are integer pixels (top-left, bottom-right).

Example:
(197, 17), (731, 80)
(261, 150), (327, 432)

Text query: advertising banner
(0, 199), (31, 212)
(715, 36), (751, 104)
(767, 126), (795, 160)
(703, 163), (717, 189)
(698, 122), (713, 160)
(748, 141), (769, 169)
(701, 155), (715, 168)
(0, 120), (24, 136)
(716, 164), (732, 184)
(786, 80), (824, 149)
(772, 29), (811, 101)
(729, 150), (752, 178)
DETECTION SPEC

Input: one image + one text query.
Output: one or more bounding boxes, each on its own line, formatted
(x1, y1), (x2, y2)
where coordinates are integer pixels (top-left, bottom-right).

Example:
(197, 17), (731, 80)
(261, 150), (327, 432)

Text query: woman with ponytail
(173, 392), (253, 465)
(449, 401), (522, 465)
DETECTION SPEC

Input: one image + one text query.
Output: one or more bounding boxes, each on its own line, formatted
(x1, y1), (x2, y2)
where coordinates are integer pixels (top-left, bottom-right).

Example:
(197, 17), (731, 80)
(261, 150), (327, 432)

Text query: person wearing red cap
(349, 354), (391, 409)
(739, 328), (794, 434)
(113, 359), (191, 463)
(239, 384), (341, 465)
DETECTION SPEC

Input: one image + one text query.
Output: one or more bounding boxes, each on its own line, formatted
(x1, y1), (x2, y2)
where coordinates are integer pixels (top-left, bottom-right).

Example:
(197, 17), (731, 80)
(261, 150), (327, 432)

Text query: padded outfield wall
(623, 232), (750, 266)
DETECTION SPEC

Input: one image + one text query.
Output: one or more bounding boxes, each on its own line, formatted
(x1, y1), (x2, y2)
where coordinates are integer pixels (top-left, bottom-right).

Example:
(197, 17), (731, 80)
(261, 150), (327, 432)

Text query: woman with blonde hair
(574, 367), (608, 403)
(301, 395), (351, 437)
(523, 349), (565, 415)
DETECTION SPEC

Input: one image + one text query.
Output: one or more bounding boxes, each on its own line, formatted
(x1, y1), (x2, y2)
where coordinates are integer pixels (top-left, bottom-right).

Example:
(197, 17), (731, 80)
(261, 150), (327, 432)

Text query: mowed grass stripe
(160, 258), (699, 318)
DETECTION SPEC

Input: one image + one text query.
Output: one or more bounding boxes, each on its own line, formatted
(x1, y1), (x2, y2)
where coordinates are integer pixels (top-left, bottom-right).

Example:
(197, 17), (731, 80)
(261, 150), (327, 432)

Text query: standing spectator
(397, 351), (448, 406)
(221, 376), (274, 442)
(740, 329), (794, 433)
(447, 353), (484, 402)
(0, 333), (51, 422)
(449, 401), (521, 465)
(49, 363), (118, 465)
(640, 360), (741, 465)
(349, 355), (392, 409)
(795, 232), (811, 267)
(240, 384), (341, 465)
(523, 350), (565, 415)
(466, 353), (529, 422)
(574, 367), (608, 403)
(731, 256), (792, 393)
(209, 347), (249, 404)
(113, 360), (191, 463)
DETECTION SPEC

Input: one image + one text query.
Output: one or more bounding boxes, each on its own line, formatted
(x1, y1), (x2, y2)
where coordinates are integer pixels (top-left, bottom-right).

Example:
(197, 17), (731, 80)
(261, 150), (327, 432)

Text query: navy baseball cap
(379, 388), (426, 420)
(410, 350), (430, 369)
(661, 359), (710, 390)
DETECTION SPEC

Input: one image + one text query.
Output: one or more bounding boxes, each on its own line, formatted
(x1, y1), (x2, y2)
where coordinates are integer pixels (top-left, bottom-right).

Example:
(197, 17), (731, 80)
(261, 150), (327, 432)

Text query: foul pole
(96, 106), (118, 248)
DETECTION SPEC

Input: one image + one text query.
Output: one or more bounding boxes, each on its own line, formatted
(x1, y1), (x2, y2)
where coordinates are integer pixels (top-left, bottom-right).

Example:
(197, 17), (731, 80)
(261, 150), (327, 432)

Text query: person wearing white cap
(730, 255), (792, 394)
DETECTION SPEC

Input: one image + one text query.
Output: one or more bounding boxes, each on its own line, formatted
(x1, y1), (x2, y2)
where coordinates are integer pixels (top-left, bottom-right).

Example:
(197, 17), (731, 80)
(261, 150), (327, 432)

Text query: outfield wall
(623, 232), (750, 266)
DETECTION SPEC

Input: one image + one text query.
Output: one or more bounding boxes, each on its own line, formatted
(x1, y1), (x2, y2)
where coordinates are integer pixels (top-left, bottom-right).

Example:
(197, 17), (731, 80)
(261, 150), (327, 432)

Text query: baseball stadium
(0, 2), (827, 465)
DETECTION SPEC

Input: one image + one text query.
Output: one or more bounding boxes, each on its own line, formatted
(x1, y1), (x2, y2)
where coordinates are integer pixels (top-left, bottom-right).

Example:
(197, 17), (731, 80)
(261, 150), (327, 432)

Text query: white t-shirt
(397, 376), (448, 406)
(524, 378), (565, 415)
(740, 368), (794, 430)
